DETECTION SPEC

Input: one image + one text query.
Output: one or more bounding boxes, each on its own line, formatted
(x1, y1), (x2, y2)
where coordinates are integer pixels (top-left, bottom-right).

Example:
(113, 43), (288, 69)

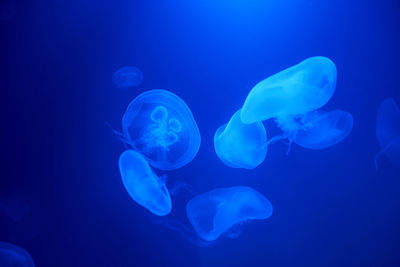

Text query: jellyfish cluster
(112, 58), (399, 245)
(215, 56), (354, 169)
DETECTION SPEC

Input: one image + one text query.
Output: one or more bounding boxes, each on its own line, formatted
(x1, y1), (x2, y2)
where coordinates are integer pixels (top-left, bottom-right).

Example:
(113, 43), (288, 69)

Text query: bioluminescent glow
(122, 89), (201, 170)
(292, 110), (354, 149)
(119, 150), (172, 216)
(112, 66), (143, 89)
(0, 241), (35, 267)
(375, 98), (400, 168)
(241, 56), (337, 124)
(186, 186), (273, 242)
(214, 109), (268, 169)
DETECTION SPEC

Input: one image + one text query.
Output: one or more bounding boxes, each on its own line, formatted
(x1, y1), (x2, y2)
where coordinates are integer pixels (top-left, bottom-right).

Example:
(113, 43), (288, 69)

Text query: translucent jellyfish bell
(214, 109), (268, 169)
(241, 56), (337, 124)
(119, 150), (172, 216)
(0, 241), (35, 267)
(186, 186), (273, 242)
(293, 110), (354, 149)
(122, 89), (201, 170)
(375, 98), (400, 167)
(112, 66), (143, 89)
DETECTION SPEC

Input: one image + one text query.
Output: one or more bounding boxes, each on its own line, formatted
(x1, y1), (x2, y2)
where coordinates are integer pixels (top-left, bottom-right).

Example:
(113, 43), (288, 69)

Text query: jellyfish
(241, 56), (337, 124)
(112, 66), (143, 88)
(121, 89), (201, 170)
(292, 110), (354, 149)
(375, 98), (400, 168)
(186, 186), (273, 242)
(0, 192), (43, 243)
(119, 150), (172, 216)
(214, 109), (268, 169)
(0, 241), (35, 267)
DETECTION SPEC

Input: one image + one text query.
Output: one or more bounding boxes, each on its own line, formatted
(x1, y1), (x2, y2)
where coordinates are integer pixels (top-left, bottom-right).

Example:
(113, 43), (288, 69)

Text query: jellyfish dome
(112, 66), (143, 88)
(186, 186), (273, 242)
(241, 56), (337, 124)
(0, 241), (35, 267)
(375, 98), (400, 166)
(119, 150), (172, 216)
(122, 89), (201, 170)
(214, 109), (268, 169)
(293, 110), (354, 150)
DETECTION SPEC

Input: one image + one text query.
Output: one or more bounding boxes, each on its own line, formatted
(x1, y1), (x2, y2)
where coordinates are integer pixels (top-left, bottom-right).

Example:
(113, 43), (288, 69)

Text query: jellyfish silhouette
(214, 109), (268, 169)
(119, 150), (172, 216)
(186, 186), (273, 242)
(0, 241), (35, 267)
(121, 89), (201, 170)
(112, 66), (143, 88)
(241, 56), (337, 124)
(375, 98), (400, 168)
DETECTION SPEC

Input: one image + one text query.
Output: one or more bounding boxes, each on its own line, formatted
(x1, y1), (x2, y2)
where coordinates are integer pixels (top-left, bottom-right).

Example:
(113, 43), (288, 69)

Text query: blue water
(1, 0), (399, 266)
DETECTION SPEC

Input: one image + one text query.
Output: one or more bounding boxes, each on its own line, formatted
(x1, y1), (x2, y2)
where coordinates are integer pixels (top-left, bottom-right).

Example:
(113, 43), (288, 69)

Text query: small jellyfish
(375, 98), (400, 168)
(119, 150), (172, 216)
(122, 89), (201, 170)
(241, 56), (337, 124)
(112, 66), (143, 88)
(186, 186), (273, 242)
(214, 109), (268, 169)
(293, 110), (354, 149)
(0, 241), (35, 267)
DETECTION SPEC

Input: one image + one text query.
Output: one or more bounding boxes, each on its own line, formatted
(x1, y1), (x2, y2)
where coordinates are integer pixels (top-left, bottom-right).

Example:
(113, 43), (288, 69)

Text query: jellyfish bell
(122, 89), (201, 170)
(0, 241), (35, 267)
(375, 98), (400, 168)
(241, 56), (337, 124)
(293, 109), (354, 150)
(112, 66), (143, 89)
(186, 186), (273, 242)
(214, 109), (268, 169)
(119, 150), (172, 216)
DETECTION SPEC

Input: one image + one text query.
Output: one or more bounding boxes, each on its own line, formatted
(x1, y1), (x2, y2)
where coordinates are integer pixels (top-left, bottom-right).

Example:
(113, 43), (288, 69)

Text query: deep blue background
(1, 0), (400, 266)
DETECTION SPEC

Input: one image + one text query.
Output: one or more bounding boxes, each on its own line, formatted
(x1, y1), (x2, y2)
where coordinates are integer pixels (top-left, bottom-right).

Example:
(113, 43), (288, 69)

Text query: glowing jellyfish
(186, 186), (273, 242)
(293, 110), (354, 149)
(375, 98), (400, 168)
(214, 109), (267, 169)
(241, 56), (337, 124)
(0, 241), (35, 267)
(119, 150), (172, 216)
(122, 89), (201, 170)
(112, 66), (143, 88)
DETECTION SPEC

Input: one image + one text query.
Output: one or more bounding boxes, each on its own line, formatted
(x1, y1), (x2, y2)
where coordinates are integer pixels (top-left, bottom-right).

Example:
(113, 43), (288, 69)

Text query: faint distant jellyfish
(0, 241), (35, 267)
(186, 186), (273, 242)
(375, 98), (400, 168)
(112, 66), (143, 88)
(292, 110), (354, 149)
(119, 150), (172, 216)
(0, 192), (43, 243)
(241, 56), (337, 124)
(214, 109), (268, 169)
(122, 89), (201, 170)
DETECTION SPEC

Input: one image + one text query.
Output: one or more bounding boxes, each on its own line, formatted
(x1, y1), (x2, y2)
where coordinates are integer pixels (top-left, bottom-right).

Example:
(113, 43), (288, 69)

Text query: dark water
(1, 0), (399, 266)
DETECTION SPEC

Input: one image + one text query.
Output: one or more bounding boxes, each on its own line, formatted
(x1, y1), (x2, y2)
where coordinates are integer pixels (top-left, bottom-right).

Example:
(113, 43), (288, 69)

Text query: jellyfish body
(118, 150), (172, 216)
(375, 98), (400, 166)
(214, 109), (267, 169)
(122, 89), (201, 170)
(112, 66), (143, 88)
(241, 56), (337, 124)
(186, 186), (273, 242)
(0, 241), (35, 267)
(293, 110), (354, 149)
